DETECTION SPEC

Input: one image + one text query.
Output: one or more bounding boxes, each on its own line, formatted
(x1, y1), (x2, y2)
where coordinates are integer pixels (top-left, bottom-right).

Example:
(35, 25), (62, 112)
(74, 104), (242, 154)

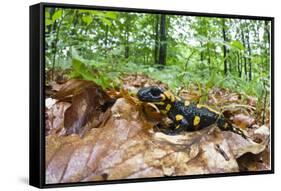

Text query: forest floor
(45, 74), (271, 184)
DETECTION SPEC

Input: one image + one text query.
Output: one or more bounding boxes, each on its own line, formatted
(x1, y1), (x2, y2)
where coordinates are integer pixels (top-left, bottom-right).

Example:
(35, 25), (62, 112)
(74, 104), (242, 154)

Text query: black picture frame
(29, 2), (275, 189)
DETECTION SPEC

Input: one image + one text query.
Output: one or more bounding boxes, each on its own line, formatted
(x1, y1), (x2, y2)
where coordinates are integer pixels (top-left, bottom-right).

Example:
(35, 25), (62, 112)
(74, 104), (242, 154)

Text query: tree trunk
(124, 15), (130, 59)
(241, 28), (248, 81)
(264, 21), (270, 44)
(51, 10), (64, 81)
(158, 14), (167, 65)
(46, 8), (56, 34)
(246, 27), (252, 81)
(222, 19), (228, 75)
(207, 45), (211, 66)
(200, 42), (204, 66)
(104, 25), (109, 56)
(262, 20), (270, 74)
(237, 52), (242, 78)
(154, 15), (159, 64)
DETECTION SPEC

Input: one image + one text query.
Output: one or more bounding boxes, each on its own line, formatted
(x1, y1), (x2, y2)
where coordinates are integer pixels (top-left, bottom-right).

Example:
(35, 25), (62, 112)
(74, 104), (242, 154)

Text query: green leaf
(82, 15), (93, 25)
(79, 10), (91, 13)
(205, 72), (217, 89)
(52, 9), (63, 21)
(105, 12), (117, 19)
(45, 11), (50, 19)
(101, 18), (112, 26)
(45, 19), (53, 26)
(231, 40), (245, 50)
(72, 59), (95, 81)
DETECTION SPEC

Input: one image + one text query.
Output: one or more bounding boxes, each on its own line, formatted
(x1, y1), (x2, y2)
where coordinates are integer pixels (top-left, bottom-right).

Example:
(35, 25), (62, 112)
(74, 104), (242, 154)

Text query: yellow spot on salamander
(171, 94), (175, 102)
(164, 91), (171, 98)
(184, 101), (190, 106)
(166, 104), (171, 111)
(160, 110), (168, 114)
(160, 94), (166, 101)
(175, 125), (180, 129)
(175, 114), (184, 121)
(193, 116), (200, 126)
(155, 102), (165, 105)
(164, 91), (175, 102)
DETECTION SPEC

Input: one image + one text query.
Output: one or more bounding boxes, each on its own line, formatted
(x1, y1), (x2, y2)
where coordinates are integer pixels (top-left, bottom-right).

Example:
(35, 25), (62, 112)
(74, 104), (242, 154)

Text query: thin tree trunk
(262, 88), (268, 125)
(46, 8), (56, 34)
(200, 42), (204, 66)
(264, 21), (270, 44)
(184, 50), (196, 71)
(51, 10), (64, 81)
(222, 19), (228, 75)
(237, 52), (242, 77)
(105, 25), (109, 56)
(207, 45), (211, 65)
(241, 28), (248, 81)
(261, 20), (270, 75)
(45, 8), (56, 56)
(158, 14), (167, 65)
(124, 15), (130, 59)
(154, 15), (159, 64)
(246, 27), (252, 81)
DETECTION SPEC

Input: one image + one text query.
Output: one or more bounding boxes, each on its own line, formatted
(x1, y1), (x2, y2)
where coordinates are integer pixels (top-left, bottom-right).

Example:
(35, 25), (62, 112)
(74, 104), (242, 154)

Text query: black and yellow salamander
(137, 86), (247, 139)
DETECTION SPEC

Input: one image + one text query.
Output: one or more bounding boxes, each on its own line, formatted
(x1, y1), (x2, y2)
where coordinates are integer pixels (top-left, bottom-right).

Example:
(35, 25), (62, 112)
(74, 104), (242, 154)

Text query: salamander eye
(150, 87), (163, 96)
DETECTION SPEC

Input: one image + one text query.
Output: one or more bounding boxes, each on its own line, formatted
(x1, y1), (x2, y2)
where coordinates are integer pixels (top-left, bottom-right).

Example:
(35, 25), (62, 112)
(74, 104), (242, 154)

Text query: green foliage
(231, 40), (245, 50)
(52, 9), (63, 21)
(82, 15), (93, 25)
(45, 7), (271, 101)
(70, 58), (118, 89)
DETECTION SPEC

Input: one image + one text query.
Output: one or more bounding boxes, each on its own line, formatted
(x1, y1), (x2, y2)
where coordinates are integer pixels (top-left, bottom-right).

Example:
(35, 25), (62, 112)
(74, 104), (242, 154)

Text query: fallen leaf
(46, 98), (269, 184)
(231, 113), (255, 129)
(237, 148), (270, 171)
(222, 131), (267, 158)
(45, 100), (71, 135)
(52, 79), (94, 100)
(64, 85), (115, 136)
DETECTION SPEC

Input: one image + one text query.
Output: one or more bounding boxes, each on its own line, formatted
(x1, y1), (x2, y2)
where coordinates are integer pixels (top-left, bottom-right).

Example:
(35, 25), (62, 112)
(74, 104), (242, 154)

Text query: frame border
(29, 2), (274, 188)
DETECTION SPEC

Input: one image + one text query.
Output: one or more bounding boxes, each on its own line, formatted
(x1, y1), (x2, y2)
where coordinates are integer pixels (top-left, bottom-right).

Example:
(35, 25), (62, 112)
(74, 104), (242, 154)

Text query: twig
(221, 104), (256, 111)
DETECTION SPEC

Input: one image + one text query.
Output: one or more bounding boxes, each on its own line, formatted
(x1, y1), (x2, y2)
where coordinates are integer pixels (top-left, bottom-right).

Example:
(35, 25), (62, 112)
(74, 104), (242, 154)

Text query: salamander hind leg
(154, 123), (176, 135)
(217, 117), (248, 139)
(154, 122), (186, 135)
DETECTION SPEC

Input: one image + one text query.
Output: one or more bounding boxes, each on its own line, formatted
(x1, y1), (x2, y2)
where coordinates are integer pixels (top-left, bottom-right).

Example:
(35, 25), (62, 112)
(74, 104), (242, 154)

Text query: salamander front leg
(154, 118), (189, 135)
(154, 122), (176, 135)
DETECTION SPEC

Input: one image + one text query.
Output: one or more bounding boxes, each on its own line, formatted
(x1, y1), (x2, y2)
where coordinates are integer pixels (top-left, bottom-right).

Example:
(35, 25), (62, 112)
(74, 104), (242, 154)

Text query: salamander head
(137, 86), (164, 102)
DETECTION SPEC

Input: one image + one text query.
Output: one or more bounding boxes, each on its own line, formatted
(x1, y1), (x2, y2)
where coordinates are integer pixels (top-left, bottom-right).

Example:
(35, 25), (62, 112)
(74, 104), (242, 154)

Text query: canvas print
(44, 6), (272, 184)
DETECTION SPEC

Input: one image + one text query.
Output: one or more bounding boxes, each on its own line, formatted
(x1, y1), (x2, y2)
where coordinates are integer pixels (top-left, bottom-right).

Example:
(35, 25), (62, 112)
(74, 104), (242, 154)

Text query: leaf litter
(45, 76), (271, 184)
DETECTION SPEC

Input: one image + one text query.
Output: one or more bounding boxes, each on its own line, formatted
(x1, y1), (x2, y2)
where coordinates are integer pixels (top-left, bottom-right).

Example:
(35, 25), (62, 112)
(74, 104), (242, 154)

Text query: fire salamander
(137, 86), (247, 139)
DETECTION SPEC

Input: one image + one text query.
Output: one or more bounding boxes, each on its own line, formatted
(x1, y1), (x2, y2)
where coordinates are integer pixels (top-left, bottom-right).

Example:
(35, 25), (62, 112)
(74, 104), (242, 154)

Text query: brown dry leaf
(231, 113), (255, 129)
(142, 103), (164, 122)
(64, 85), (115, 136)
(237, 148), (270, 171)
(45, 99), (71, 135)
(222, 131), (267, 158)
(46, 98), (269, 184)
(179, 90), (201, 102)
(252, 125), (270, 143)
(246, 96), (257, 106)
(227, 93), (241, 102)
(52, 79), (94, 100)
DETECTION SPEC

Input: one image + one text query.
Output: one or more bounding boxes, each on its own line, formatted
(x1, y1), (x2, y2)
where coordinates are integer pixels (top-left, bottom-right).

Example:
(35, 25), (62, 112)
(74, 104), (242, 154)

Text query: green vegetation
(45, 8), (271, 100)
